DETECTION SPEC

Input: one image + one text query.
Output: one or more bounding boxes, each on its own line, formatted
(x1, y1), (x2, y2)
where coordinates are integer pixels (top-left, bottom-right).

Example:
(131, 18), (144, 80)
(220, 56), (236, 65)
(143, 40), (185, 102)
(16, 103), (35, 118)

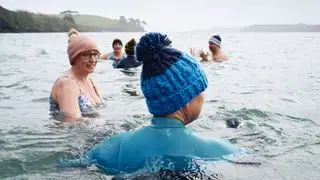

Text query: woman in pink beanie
(49, 29), (104, 122)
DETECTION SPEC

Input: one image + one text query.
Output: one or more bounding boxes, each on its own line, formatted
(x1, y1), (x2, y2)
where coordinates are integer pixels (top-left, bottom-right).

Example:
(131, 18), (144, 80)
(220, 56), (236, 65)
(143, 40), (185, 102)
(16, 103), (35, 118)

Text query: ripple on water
(121, 85), (140, 97)
(0, 81), (21, 88)
(31, 97), (49, 103)
(0, 125), (107, 179)
(239, 91), (255, 95)
(0, 106), (14, 110)
(0, 151), (72, 179)
(0, 72), (16, 76)
(222, 108), (270, 121)
(206, 99), (219, 103)
(36, 49), (49, 57)
(284, 114), (317, 124)
(280, 98), (296, 103)
(16, 85), (33, 92)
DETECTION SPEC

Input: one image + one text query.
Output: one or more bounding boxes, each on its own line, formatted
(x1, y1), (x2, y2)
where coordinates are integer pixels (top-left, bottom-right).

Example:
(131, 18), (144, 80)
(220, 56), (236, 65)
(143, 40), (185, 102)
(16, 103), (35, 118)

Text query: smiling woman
(49, 29), (104, 122)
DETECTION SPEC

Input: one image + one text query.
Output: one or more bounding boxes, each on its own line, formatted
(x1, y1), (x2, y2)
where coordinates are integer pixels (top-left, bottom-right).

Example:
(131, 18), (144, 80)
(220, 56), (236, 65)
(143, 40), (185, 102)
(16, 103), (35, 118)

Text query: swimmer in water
(190, 34), (228, 62)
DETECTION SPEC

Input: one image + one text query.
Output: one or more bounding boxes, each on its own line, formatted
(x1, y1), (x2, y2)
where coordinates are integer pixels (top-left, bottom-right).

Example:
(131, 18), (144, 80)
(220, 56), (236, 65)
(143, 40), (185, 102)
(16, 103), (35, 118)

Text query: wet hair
(112, 38), (123, 47)
(125, 38), (137, 55)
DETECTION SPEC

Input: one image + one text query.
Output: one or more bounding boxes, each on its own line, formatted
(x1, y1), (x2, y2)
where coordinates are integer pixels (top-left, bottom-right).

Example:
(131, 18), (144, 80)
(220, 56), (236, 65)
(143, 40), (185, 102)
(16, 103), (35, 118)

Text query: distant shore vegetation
(242, 24), (320, 32)
(0, 6), (147, 33)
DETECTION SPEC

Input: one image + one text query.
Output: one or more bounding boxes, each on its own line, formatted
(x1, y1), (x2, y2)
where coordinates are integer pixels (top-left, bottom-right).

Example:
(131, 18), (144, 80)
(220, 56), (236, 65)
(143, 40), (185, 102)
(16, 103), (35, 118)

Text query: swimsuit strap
(60, 74), (82, 94)
(60, 73), (102, 104)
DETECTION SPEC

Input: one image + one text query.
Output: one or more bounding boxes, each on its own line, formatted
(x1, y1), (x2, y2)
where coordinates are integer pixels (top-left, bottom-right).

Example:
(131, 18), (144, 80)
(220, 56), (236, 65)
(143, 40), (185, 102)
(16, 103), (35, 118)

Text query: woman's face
(113, 43), (122, 53)
(73, 50), (100, 74)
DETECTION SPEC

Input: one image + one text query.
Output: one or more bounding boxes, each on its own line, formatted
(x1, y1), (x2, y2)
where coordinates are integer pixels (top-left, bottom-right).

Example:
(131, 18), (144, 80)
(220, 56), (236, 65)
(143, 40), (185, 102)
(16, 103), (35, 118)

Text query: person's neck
(210, 48), (221, 56)
(114, 51), (121, 57)
(70, 66), (89, 82)
(165, 109), (189, 125)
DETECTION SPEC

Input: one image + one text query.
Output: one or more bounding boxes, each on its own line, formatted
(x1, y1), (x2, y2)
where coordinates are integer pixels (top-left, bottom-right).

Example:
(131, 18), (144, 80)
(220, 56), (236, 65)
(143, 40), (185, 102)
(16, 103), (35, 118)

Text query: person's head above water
(208, 34), (222, 54)
(208, 34), (221, 48)
(67, 29), (100, 72)
(112, 38), (123, 54)
(136, 32), (208, 124)
(125, 38), (136, 55)
(67, 29), (99, 65)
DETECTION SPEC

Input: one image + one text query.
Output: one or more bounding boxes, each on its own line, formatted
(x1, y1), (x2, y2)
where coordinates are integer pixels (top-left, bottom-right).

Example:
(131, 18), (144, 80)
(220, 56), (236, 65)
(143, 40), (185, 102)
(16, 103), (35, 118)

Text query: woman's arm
(99, 52), (113, 60)
(100, 53), (109, 60)
(55, 78), (81, 122)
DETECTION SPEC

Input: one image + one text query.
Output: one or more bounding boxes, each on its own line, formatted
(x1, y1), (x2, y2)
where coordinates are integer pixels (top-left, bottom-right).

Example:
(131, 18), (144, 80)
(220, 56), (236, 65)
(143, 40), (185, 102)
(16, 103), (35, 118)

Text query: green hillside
(74, 15), (118, 29)
(0, 6), (146, 32)
(75, 14), (145, 32)
(0, 6), (76, 32)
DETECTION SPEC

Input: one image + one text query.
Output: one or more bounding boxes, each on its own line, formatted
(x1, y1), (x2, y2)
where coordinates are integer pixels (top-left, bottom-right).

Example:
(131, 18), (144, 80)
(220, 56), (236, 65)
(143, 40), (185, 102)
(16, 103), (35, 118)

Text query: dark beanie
(208, 34), (222, 47)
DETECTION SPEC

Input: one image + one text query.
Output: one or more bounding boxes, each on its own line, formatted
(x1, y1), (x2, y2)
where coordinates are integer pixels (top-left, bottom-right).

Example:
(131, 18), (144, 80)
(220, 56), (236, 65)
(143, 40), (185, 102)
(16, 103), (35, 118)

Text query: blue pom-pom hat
(136, 32), (208, 116)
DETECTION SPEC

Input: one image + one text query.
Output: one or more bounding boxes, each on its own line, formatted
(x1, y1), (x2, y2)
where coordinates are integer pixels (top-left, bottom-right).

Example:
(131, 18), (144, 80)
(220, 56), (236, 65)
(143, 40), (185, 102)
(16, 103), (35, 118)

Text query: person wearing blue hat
(190, 34), (229, 62)
(57, 32), (239, 175)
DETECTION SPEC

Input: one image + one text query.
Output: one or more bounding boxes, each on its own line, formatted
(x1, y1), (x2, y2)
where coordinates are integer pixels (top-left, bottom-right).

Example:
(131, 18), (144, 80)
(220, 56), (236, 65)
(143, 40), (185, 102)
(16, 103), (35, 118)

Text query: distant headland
(0, 6), (147, 33)
(186, 23), (320, 33)
(241, 24), (320, 32)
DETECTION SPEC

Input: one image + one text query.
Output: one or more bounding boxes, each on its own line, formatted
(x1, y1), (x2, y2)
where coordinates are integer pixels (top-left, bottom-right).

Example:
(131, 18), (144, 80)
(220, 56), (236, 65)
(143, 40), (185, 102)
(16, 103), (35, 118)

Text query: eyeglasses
(81, 51), (101, 59)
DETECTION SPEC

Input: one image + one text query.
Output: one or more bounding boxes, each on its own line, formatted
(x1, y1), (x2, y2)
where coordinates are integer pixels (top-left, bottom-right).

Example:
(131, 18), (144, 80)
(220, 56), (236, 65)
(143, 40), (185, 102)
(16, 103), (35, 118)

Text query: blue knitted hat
(136, 32), (208, 116)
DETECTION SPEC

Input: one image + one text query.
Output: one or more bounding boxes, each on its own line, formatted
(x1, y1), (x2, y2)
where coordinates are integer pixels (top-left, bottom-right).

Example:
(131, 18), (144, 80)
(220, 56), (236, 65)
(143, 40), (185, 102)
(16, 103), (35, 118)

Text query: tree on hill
(60, 10), (79, 29)
(119, 16), (127, 24)
(60, 10), (79, 23)
(118, 15), (146, 32)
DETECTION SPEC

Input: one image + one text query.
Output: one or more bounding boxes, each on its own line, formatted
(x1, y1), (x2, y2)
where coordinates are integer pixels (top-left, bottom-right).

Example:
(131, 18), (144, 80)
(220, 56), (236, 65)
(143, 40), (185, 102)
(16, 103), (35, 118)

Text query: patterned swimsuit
(108, 55), (125, 68)
(49, 75), (104, 118)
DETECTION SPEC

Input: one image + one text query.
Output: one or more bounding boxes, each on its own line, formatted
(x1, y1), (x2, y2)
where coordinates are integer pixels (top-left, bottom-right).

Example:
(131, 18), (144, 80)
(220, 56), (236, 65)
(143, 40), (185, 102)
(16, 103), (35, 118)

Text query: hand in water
(189, 48), (197, 57)
(198, 49), (209, 61)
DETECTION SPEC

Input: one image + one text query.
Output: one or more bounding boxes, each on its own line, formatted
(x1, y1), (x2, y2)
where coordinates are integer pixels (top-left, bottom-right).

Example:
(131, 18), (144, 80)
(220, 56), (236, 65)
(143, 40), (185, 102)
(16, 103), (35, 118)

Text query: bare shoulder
(51, 77), (78, 101)
(53, 77), (78, 93)
(220, 52), (229, 61)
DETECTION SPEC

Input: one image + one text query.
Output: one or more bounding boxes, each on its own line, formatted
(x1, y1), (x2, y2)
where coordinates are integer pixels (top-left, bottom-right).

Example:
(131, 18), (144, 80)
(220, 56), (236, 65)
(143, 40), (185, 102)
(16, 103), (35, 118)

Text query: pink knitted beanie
(67, 33), (99, 65)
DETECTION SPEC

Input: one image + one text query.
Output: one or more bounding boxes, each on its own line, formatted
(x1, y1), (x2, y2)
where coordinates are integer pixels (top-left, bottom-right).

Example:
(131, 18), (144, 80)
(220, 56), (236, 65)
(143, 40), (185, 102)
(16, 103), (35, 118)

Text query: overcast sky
(0, 0), (319, 32)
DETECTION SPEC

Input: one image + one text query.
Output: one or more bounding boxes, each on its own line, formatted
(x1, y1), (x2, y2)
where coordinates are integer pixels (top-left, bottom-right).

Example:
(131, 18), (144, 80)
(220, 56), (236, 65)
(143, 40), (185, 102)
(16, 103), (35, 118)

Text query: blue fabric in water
(57, 117), (238, 175)
(114, 55), (142, 69)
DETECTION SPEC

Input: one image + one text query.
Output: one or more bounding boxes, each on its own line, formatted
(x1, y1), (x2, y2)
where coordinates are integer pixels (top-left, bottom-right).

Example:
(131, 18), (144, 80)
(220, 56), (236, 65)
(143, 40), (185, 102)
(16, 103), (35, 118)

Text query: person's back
(115, 55), (141, 68)
(114, 38), (142, 69)
(85, 117), (236, 173)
